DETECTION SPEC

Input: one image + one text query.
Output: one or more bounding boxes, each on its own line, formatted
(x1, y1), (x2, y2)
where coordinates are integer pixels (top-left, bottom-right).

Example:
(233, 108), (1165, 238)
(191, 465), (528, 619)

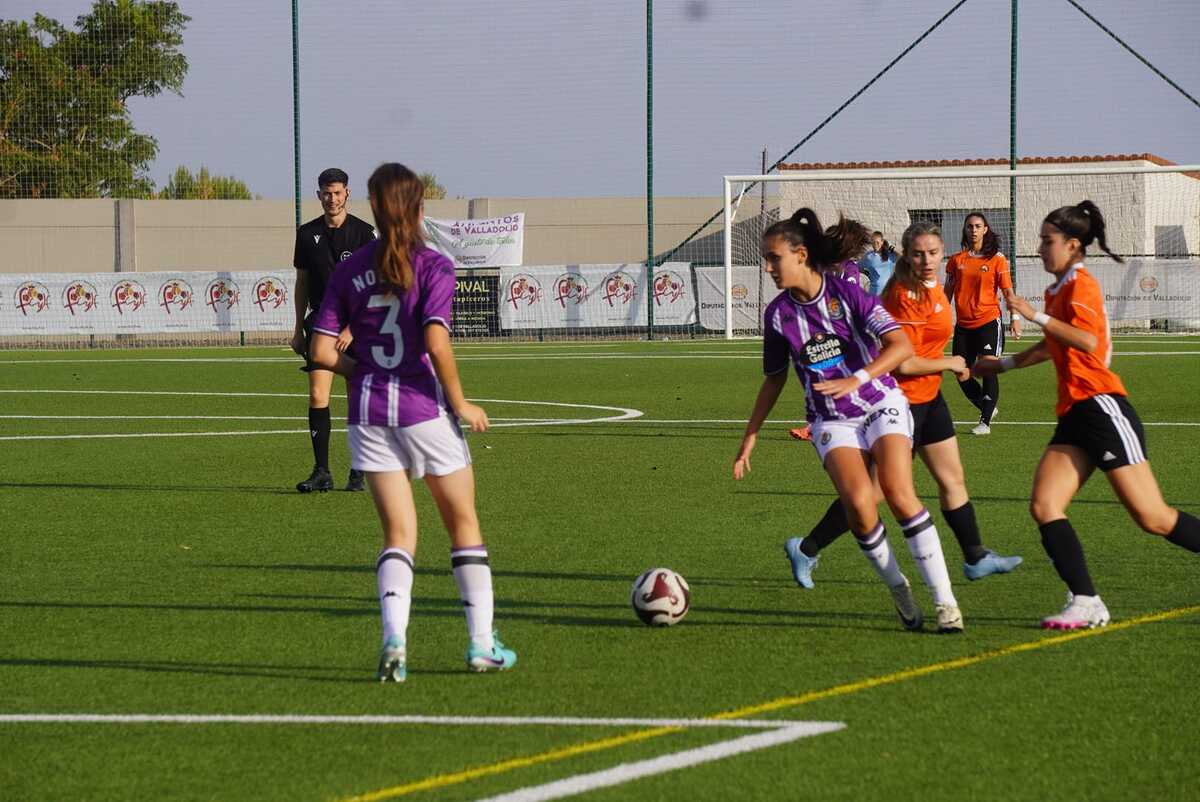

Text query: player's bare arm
(426, 323), (489, 432)
(813, 328), (913, 400)
(291, 270), (309, 355)
(733, 371), (787, 479)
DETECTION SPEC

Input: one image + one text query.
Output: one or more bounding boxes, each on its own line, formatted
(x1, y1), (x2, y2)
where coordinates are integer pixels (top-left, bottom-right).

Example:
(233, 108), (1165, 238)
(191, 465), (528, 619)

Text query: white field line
(469, 723), (845, 802)
(0, 713), (833, 730)
(1, 350), (1197, 366)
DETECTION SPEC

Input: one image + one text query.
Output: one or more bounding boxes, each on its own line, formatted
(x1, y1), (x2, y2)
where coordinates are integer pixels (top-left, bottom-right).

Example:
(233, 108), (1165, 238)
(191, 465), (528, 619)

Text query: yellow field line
(339, 603), (1200, 802)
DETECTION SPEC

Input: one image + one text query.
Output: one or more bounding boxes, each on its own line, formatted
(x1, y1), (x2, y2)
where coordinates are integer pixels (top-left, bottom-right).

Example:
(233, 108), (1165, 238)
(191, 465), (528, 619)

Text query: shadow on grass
(0, 481), (295, 495)
(0, 656), (460, 683)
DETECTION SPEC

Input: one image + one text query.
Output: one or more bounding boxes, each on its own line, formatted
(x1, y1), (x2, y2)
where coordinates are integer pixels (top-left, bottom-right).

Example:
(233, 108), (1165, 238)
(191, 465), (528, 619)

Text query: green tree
(0, 1), (189, 198)
(419, 171), (447, 200)
(157, 165), (257, 199)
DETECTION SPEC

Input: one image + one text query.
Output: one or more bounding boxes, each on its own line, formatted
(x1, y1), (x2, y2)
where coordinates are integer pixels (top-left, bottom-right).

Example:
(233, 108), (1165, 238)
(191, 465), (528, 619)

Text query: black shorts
(952, 318), (1005, 366)
(300, 313), (352, 372)
(1049, 394), (1147, 472)
(910, 392), (956, 449)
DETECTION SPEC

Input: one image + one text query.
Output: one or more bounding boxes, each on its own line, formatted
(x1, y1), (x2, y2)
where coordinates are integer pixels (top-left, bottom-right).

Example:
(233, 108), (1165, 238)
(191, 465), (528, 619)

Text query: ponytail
(763, 207), (864, 270)
(367, 162), (427, 292)
(1043, 200), (1124, 264)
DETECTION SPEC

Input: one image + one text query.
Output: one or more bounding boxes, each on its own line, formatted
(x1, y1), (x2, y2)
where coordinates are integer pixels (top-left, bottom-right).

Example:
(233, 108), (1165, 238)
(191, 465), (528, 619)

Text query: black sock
(980, 376), (1000, 423)
(308, 406), (331, 471)
(943, 502), (987, 564)
(957, 377), (984, 411)
(1166, 511), (1200, 553)
(1039, 519), (1096, 597)
(802, 499), (850, 556)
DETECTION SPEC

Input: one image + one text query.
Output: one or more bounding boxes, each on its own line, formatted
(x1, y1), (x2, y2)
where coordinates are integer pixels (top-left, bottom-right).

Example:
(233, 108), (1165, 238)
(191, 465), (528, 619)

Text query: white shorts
(810, 389), (913, 463)
(347, 413), (472, 479)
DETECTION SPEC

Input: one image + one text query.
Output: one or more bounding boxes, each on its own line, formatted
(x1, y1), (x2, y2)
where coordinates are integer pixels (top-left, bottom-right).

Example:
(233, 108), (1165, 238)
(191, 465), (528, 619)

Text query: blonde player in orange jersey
(945, 212), (1023, 435)
(785, 222), (1021, 606)
(975, 201), (1200, 630)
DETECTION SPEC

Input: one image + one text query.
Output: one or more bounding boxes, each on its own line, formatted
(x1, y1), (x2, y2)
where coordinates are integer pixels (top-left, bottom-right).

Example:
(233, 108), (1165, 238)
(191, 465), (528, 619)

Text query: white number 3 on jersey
(367, 294), (404, 369)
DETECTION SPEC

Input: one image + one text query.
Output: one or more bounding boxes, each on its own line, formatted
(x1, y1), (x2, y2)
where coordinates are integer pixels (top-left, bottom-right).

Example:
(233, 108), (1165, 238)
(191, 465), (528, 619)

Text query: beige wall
(0, 196), (721, 275)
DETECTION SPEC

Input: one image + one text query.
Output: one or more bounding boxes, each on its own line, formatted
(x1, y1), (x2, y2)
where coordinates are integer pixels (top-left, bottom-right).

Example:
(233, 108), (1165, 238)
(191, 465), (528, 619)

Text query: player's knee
(1131, 506), (1175, 536)
(1029, 496), (1062, 524)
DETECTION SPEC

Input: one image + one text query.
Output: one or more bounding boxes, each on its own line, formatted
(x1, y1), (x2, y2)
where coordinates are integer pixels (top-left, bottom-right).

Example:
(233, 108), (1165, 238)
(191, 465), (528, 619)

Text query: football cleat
(466, 631), (517, 673)
(345, 469), (367, 492)
(1041, 593), (1110, 630)
(376, 636), (407, 683)
(935, 604), (964, 633)
(970, 422), (991, 436)
(789, 425), (813, 442)
(296, 466), (334, 493)
(783, 537), (819, 589)
(888, 578), (924, 632)
(963, 550), (1023, 581)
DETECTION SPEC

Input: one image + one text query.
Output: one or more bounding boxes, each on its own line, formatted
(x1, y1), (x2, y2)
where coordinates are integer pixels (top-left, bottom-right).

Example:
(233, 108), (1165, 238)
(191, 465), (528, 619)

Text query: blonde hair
(884, 220), (944, 298)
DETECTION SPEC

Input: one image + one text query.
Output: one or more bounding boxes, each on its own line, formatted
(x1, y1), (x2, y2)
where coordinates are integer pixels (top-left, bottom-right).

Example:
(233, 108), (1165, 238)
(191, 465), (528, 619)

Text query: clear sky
(9, 1), (1200, 199)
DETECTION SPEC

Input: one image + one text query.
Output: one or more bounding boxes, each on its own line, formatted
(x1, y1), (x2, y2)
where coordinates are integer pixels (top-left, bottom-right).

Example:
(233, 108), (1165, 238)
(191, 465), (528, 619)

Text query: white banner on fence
(1014, 258), (1200, 320)
(424, 214), (524, 268)
(0, 271), (295, 336)
(498, 263), (695, 330)
(695, 266), (775, 331)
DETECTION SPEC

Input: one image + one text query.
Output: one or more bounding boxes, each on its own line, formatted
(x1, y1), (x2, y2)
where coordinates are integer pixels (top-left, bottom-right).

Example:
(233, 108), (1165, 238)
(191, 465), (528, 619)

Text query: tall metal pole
(645, 0), (655, 340)
(758, 147), (767, 327)
(291, 0), (302, 229)
(1008, 0), (1018, 290)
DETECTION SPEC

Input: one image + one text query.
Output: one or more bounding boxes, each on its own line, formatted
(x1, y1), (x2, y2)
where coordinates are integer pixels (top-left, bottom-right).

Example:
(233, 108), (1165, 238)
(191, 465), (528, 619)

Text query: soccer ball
(630, 568), (691, 626)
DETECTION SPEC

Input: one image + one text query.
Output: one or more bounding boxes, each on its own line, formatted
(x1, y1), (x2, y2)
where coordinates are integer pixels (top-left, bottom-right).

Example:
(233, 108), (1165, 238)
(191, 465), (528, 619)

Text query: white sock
(377, 548), (413, 644)
(855, 522), (905, 588)
(901, 509), (957, 607)
(452, 546), (494, 650)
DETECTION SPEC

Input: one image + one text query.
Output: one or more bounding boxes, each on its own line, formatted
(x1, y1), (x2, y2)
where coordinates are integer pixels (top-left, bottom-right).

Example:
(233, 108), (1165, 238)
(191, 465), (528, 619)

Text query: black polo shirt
(293, 213), (376, 313)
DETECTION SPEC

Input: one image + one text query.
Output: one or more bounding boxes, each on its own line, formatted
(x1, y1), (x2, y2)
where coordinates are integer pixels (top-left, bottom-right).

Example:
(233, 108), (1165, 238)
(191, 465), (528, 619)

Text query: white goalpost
(722, 163), (1200, 340)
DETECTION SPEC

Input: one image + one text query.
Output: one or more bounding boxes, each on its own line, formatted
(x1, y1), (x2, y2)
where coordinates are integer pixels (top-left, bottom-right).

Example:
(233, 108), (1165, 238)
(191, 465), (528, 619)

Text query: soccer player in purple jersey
(733, 208), (963, 633)
(310, 163), (516, 681)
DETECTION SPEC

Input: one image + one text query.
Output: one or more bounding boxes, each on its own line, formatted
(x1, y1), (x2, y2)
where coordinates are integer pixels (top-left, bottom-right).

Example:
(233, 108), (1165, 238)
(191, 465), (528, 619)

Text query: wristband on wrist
(852, 368), (872, 386)
(999, 356), (1017, 372)
(1033, 311), (1051, 326)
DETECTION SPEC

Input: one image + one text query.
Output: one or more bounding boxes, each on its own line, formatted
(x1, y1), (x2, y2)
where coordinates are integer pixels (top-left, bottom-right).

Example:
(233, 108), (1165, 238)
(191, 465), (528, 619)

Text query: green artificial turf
(1, 337), (1197, 801)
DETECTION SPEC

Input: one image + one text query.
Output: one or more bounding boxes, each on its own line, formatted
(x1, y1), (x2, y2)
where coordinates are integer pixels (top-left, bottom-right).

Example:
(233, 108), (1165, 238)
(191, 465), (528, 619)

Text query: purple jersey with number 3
(312, 241), (455, 427)
(763, 275), (900, 422)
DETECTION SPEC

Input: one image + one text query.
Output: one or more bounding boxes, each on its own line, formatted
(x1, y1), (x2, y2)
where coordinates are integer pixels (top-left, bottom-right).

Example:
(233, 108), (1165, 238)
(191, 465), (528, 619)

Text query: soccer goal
(719, 163), (1200, 339)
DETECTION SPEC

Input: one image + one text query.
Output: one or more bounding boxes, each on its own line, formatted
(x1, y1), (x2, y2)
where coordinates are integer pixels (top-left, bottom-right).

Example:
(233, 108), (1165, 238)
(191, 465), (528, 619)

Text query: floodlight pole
(291, 0), (301, 229)
(1009, 0), (1018, 289)
(646, 0), (655, 339)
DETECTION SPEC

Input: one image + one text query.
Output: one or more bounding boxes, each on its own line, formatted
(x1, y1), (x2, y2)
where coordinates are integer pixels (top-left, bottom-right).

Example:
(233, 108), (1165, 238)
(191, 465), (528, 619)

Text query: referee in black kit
(291, 167), (376, 493)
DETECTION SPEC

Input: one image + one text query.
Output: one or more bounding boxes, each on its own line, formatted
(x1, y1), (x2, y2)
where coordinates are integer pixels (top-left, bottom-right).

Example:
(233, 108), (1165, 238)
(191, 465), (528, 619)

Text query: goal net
(718, 163), (1200, 338)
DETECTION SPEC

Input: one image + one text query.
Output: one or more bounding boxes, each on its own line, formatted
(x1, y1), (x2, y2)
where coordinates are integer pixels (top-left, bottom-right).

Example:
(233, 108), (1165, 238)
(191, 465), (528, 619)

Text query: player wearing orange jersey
(975, 201), (1200, 630)
(785, 221), (1021, 602)
(945, 212), (1023, 436)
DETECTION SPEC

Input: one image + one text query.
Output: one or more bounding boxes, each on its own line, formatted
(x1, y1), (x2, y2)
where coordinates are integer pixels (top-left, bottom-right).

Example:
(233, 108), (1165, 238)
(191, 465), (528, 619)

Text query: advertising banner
(452, 275), (501, 337)
(0, 271), (295, 335)
(424, 214), (524, 268)
(1014, 258), (1199, 320)
(498, 263), (694, 330)
(695, 266), (775, 331)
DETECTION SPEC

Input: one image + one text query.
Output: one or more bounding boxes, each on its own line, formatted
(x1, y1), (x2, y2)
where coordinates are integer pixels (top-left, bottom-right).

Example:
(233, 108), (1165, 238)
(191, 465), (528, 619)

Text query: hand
(1011, 315), (1023, 340)
(335, 326), (354, 353)
(456, 402), (490, 433)
(1007, 295), (1037, 322)
(946, 355), (970, 382)
(733, 433), (756, 480)
(973, 356), (1004, 378)
(289, 329), (306, 356)
(813, 375), (862, 400)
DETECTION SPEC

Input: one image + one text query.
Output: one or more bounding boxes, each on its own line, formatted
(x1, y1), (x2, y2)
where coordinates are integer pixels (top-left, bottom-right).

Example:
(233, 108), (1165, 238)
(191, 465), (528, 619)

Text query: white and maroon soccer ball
(630, 568), (691, 626)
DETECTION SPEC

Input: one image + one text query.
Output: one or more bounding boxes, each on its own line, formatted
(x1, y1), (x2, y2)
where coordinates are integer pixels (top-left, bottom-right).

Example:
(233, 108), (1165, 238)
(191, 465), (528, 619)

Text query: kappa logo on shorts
(820, 432), (832, 446)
